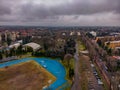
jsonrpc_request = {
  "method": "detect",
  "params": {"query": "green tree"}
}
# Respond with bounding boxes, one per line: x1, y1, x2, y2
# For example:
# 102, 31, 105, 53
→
43, 42, 49, 50
0, 52, 3, 60
108, 48, 112, 55
16, 44, 23, 55
97, 39, 102, 46
69, 68, 74, 79
7, 38, 12, 46
64, 54, 72, 67
9, 47, 16, 56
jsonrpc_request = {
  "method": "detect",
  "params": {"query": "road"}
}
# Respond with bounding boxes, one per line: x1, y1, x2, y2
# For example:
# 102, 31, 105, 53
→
71, 44, 81, 90
71, 43, 104, 90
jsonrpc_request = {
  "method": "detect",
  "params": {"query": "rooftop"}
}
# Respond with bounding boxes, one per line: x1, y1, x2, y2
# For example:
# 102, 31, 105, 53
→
24, 42, 41, 50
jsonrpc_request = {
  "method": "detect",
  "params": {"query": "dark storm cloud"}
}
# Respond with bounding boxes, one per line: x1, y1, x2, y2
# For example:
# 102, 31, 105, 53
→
0, 3, 11, 15
19, 0, 120, 21
0, 0, 120, 25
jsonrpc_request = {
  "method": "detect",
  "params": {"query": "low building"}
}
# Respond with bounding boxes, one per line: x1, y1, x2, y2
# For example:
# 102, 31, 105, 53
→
70, 31, 74, 36
77, 32, 81, 36
9, 43, 20, 49
90, 31, 97, 37
24, 42, 41, 51
95, 36, 115, 42
105, 40, 120, 49
17, 40, 23, 44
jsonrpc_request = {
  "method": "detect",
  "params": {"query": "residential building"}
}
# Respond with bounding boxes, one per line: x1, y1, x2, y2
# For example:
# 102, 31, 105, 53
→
105, 40, 120, 49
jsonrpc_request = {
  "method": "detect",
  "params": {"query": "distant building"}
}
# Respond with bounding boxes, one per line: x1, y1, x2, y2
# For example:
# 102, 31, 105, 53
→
77, 32, 81, 36
17, 40, 23, 44
95, 36, 115, 42
11, 32, 16, 41
90, 31, 97, 37
105, 40, 120, 49
62, 32, 66, 36
70, 31, 74, 36
24, 42, 41, 51
9, 43, 21, 49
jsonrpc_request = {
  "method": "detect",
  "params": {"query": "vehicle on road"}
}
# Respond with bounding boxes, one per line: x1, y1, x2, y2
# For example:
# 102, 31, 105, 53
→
97, 79, 103, 85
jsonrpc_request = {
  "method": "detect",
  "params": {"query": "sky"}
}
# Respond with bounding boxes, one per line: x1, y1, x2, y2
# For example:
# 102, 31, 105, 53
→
0, 0, 120, 26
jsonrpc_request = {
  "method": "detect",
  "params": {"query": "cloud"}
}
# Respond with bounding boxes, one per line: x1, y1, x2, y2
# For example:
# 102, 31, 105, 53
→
0, 0, 120, 26
0, 2, 11, 15
21, 0, 120, 15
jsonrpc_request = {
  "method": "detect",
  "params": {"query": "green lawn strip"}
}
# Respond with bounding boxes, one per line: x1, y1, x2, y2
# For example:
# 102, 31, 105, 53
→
77, 41, 86, 51
79, 57, 89, 90
77, 40, 88, 90
59, 58, 75, 88
18, 52, 32, 58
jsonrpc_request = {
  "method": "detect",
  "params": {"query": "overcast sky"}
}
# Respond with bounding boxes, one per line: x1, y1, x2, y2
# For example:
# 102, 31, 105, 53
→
0, 0, 120, 26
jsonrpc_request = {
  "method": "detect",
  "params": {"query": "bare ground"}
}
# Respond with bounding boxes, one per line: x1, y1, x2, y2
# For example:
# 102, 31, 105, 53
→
0, 60, 56, 90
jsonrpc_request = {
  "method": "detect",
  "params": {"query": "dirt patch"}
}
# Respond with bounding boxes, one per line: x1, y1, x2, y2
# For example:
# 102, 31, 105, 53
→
0, 60, 56, 90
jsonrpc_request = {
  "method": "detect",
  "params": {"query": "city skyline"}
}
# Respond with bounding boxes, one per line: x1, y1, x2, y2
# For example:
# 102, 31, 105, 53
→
0, 0, 120, 26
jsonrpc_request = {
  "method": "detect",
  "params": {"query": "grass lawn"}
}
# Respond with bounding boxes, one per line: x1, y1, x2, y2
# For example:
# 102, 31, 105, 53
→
79, 55, 89, 90
61, 58, 74, 81
18, 52, 32, 59
59, 58, 75, 90
0, 60, 56, 90
77, 41, 86, 51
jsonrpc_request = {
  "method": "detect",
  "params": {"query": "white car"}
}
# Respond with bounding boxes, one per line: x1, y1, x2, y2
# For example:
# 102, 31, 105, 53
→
98, 79, 103, 85
91, 64, 94, 67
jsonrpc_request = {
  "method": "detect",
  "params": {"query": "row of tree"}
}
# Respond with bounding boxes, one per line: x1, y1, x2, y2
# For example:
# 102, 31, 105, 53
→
0, 45, 33, 60
33, 37, 76, 80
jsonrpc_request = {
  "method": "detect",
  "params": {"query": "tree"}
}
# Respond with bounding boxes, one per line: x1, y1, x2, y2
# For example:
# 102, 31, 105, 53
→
9, 47, 16, 56
0, 52, 3, 60
4, 50, 9, 57
64, 54, 73, 67
7, 38, 12, 46
16, 44, 23, 55
22, 36, 31, 44
108, 48, 112, 55
69, 67, 74, 79
26, 46, 33, 52
97, 39, 102, 46
43, 42, 49, 50
64, 38, 76, 55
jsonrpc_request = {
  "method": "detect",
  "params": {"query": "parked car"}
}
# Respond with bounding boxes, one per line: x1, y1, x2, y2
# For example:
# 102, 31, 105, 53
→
97, 79, 103, 85
96, 75, 101, 79
93, 71, 98, 76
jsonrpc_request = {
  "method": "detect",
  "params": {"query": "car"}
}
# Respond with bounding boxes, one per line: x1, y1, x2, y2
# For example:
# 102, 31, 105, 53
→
96, 75, 101, 79
91, 64, 95, 67
93, 71, 98, 76
99, 59, 102, 61
104, 65, 108, 71
97, 79, 103, 85
93, 67, 96, 71
90, 89, 95, 90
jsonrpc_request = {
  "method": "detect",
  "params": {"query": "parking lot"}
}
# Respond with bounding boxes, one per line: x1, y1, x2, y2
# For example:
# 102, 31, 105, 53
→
79, 55, 104, 90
